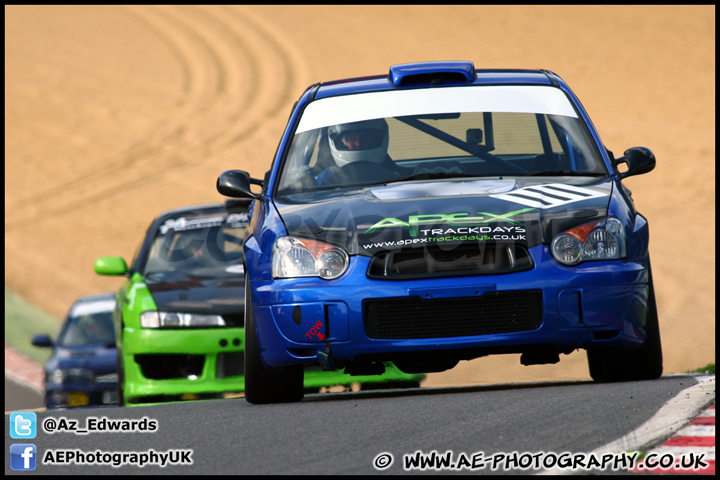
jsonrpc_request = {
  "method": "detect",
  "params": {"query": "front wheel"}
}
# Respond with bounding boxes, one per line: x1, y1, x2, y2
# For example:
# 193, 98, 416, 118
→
116, 349, 126, 407
587, 265, 663, 382
244, 275, 304, 404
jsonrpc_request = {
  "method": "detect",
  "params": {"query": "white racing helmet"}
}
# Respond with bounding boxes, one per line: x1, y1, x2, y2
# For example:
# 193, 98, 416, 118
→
328, 118, 389, 166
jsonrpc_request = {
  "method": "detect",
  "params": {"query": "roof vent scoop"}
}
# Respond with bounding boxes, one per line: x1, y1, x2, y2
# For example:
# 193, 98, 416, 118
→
389, 61, 476, 86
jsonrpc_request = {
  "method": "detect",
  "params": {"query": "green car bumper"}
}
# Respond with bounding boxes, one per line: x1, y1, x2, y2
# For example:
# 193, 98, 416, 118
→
121, 326, 423, 405
121, 326, 246, 405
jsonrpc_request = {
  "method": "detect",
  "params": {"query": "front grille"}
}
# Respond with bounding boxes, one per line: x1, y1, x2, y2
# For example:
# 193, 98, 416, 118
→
217, 352, 244, 378
135, 354, 205, 380
221, 314, 245, 328
367, 243, 533, 279
364, 290, 543, 339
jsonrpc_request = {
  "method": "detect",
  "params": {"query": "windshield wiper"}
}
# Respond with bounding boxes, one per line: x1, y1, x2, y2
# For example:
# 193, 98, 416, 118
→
384, 172, 482, 184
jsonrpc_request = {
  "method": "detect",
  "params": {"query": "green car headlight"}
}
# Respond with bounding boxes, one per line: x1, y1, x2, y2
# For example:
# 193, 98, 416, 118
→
140, 311, 226, 328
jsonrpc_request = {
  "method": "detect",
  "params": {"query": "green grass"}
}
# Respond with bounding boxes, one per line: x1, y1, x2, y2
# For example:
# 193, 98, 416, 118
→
687, 363, 715, 374
4, 287, 62, 364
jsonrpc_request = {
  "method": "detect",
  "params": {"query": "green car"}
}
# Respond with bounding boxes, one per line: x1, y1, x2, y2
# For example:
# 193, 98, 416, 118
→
95, 200, 423, 406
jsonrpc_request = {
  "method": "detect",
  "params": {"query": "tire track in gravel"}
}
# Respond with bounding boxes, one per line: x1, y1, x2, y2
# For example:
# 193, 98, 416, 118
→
5, 5, 307, 229
5, 5, 199, 221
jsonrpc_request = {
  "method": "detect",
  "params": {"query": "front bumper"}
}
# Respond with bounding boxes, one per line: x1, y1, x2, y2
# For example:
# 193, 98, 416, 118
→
250, 246, 651, 370
120, 327, 245, 404
44, 383, 118, 408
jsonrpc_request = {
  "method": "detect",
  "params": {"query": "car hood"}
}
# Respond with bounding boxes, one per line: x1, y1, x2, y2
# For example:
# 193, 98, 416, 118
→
145, 270, 245, 315
275, 178, 613, 256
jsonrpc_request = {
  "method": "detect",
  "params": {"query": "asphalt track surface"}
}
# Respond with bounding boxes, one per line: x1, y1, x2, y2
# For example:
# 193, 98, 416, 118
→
5, 377, 43, 413
5, 373, 715, 475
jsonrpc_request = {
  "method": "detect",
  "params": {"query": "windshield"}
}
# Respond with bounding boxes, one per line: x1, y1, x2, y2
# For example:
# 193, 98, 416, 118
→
277, 86, 606, 197
143, 211, 247, 277
58, 302, 116, 347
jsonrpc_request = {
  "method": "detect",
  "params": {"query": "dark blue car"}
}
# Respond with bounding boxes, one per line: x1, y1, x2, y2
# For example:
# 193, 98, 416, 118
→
217, 61, 662, 404
31, 293, 118, 408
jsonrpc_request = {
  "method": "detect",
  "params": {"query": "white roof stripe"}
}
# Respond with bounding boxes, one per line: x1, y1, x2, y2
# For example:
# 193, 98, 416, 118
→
297, 85, 577, 133
71, 300, 115, 316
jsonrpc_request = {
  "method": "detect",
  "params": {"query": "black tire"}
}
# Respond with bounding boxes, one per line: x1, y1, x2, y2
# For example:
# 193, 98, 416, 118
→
116, 348, 126, 407
244, 275, 304, 404
587, 264, 663, 382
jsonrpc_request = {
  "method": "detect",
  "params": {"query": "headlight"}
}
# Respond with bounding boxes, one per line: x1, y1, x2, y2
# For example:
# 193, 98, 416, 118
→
140, 311, 226, 328
551, 217, 626, 266
95, 373, 118, 383
272, 236, 349, 280
47, 368, 95, 385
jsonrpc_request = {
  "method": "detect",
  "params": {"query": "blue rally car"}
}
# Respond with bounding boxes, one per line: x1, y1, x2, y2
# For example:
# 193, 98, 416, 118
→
31, 293, 118, 409
217, 61, 662, 404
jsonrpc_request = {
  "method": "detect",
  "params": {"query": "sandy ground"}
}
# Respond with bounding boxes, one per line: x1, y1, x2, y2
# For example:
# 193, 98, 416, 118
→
5, 5, 715, 387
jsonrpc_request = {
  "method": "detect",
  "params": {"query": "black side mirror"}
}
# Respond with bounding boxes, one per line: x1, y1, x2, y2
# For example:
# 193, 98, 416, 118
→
217, 170, 263, 199
615, 147, 656, 179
